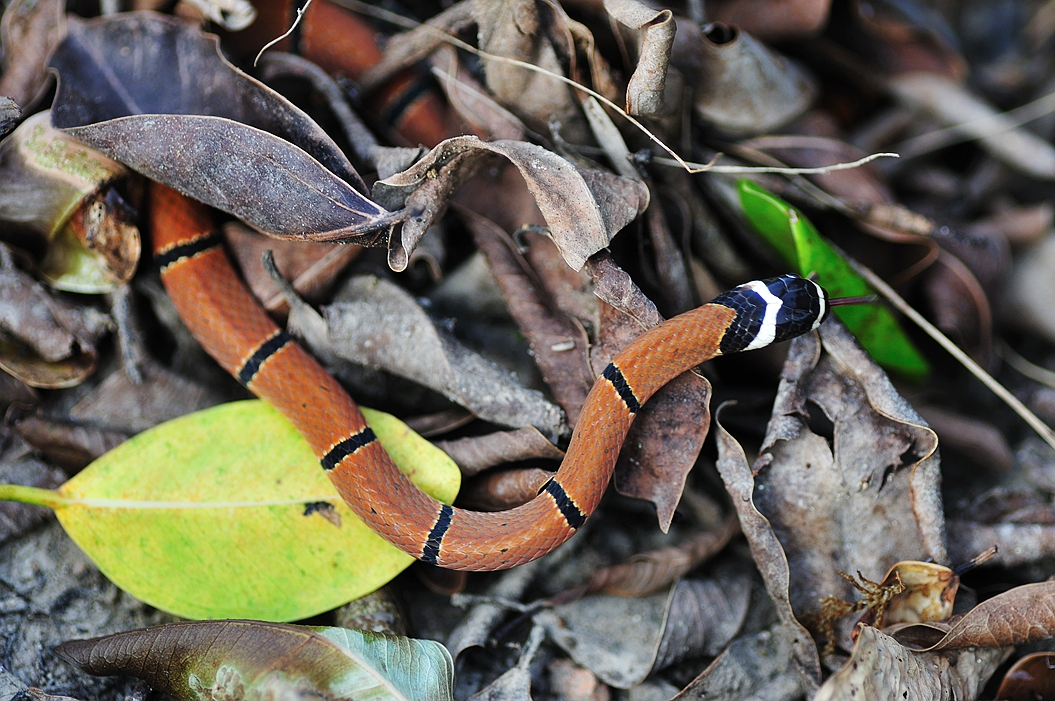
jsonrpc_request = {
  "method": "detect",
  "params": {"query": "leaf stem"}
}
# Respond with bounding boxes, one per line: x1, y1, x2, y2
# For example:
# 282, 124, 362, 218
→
0, 484, 68, 510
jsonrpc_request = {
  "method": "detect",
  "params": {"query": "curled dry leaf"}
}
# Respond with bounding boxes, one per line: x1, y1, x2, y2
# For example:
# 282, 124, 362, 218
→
749, 318, 944, 646
434, 427, 564, 477
0, 0, 65, 109
604, 0, 675, 117
55, 621, 454, 701
713, 409, 822, 693
430, 46, 527, 142
814, 625, 1008, 701
0, 111, 139, 293
6, 410, 128, 472
373, 136, 648, 271
539, 569, 751, 688
673, 22, 817, 136
49, 13, 401, 244
708, 0, 831, 42
325, 275, 567, 441
862, 561, 958, 628
0, 244, 110, 388
900, 581, 1055, 652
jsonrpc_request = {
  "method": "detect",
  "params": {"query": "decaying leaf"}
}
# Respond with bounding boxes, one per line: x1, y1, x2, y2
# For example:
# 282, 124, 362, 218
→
745, 317, 944, 649
0, 243, 110, 387
372, 135, 648, 271
49, 13, 403, 245
56, 620, 454, 701
324, 275, 567, 442
713, 410, 822, 694
457, 466, 554, 511
604, 0, 675, 117
538, 567, 751, 688
813, 625, 1008, 701
0, 111, 137, 291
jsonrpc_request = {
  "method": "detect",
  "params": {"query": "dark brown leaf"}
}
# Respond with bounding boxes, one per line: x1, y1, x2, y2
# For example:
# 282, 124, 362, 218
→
457, 467, 555, 511
995, 652, 1055, 701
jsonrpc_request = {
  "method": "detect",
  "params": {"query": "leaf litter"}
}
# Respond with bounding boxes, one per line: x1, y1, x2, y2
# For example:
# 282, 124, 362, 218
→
6, 0, 1055, 699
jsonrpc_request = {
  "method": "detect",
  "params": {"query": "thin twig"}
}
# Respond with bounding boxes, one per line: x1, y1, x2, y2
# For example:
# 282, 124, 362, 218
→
254, 0, 313, 66
849, 259, 1055, 452
654, 151, 900, 175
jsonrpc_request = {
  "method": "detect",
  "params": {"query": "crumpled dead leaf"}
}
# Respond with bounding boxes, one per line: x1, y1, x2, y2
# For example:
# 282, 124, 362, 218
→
673, 624, 802, 701
0, 244, 110, 387
539, 567, 751, 688
603, 0, 675, 117
324, 275, 567, 441
372, 135, 648, 272
49, 13, 403, 245
751, 318, 945, 637
814, 625, 1008, 701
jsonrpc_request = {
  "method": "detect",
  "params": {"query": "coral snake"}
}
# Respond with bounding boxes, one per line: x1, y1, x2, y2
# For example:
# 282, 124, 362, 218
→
150, 183, 831, 571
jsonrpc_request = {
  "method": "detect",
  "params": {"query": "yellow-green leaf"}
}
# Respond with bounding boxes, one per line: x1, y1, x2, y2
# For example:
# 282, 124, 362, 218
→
738, 180, 930, 380
0, 400, 460, 621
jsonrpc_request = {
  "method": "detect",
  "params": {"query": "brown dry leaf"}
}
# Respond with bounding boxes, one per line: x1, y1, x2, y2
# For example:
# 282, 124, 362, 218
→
429, 46, 527, 142
672, 624, 802, 701
223, 221, 360, 316
593, 296, 711, 532
0, 0, 66, 109
5, 410, 127, 471
1004, 231, 1055, 345
713, 410, 822, 694
603, 0, 675, 117
373, 136, 648, 271
672, 22, 817, 136
68, 359, 219, 435
964, 202, 1053, 246
813, 625, 1008, 701
457, 467, 555, 511
750, 319, 945, 645
577, 515, 739, 598
707, 0, 831, 42
538, 567, 751, 688
995, 652, 1055, 701
473, 0, 584, 139
458, 206, 594, 426
324, 275, 567, 441
906, 581, 1055, 651
434, 427, 564, 477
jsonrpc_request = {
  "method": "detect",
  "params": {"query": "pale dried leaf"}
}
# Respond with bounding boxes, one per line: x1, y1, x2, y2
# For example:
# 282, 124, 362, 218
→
814, 625, 1008, 701
673, 625, 802, 701
325, 275, 567, 441
603, 0, 674, 117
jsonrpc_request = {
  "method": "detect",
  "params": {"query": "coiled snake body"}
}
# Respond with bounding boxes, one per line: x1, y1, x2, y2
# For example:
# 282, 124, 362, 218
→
151, 184, 830, 571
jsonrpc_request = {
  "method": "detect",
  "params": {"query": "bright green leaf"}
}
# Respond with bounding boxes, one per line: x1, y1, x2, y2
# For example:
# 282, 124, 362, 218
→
0, 400, 460, 621
738, 179, 930, 380
55, 620, 455, 701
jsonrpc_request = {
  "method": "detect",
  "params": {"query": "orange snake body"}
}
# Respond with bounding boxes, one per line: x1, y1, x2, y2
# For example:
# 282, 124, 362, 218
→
151, 184, 829, 571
